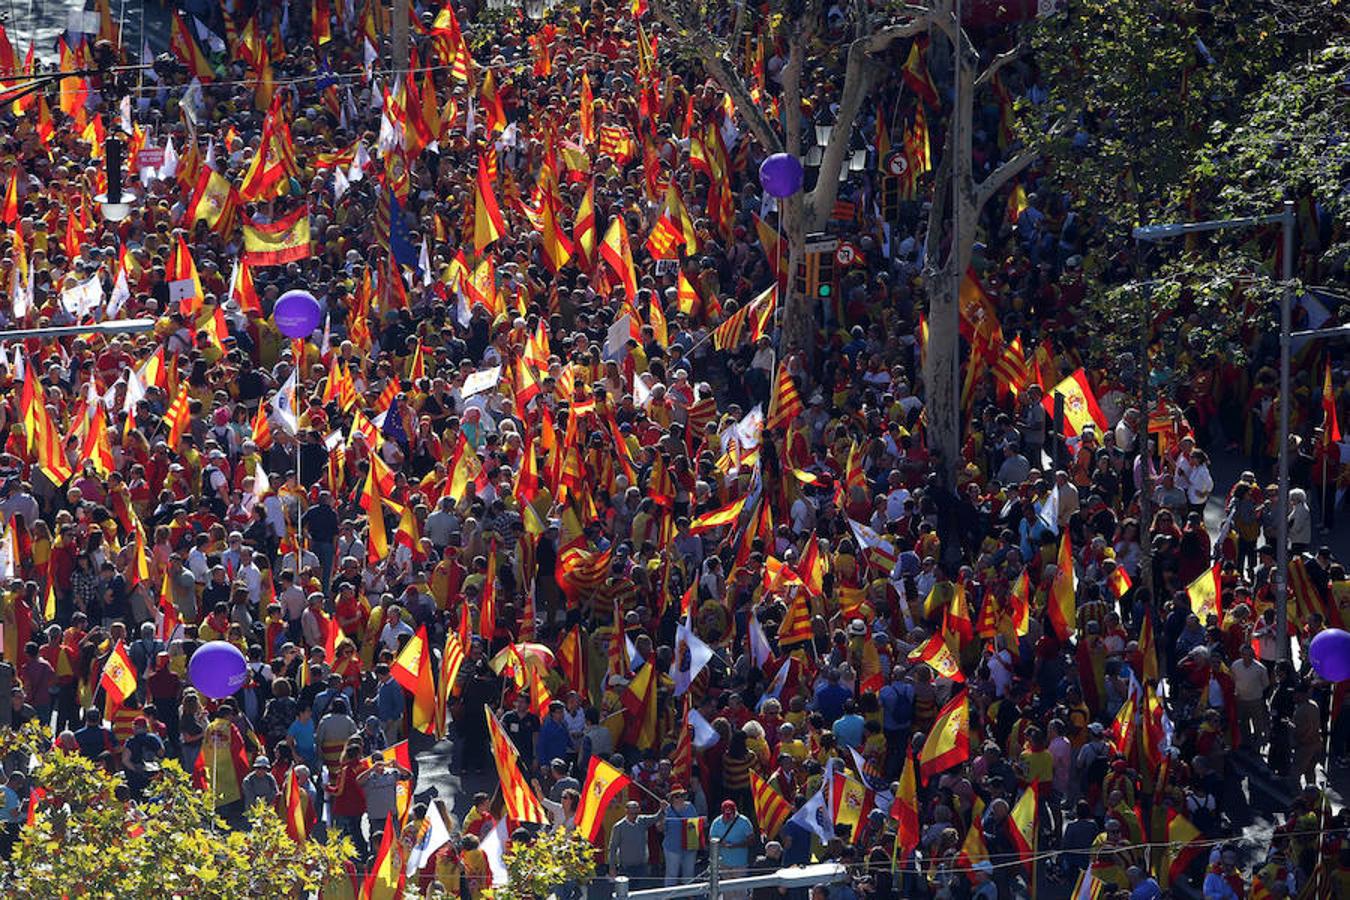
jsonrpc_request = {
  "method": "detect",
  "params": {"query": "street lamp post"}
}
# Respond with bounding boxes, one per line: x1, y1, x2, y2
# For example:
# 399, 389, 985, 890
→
1133, 201, 1297, 660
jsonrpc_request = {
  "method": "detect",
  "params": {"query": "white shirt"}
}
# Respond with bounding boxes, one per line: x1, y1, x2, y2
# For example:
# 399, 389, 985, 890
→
1186, 464, 1213, 505
885, 488, 911, 522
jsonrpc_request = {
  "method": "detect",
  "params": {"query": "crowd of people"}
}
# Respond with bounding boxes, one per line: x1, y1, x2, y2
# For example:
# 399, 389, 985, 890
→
0, 0, 1346, 898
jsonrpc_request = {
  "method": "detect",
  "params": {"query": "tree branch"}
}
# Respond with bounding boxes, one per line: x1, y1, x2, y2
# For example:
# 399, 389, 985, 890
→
803, 17, 934, 230
973, 41, 1026, 89
973, 117, 1069, 208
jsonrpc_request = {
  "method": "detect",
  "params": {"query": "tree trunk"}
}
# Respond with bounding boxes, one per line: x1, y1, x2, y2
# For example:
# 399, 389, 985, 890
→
924, 265, 961, 479
781, 194, 810, 355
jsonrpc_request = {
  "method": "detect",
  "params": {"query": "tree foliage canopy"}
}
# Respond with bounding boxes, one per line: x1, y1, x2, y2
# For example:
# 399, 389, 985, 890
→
0, 723, 352, 900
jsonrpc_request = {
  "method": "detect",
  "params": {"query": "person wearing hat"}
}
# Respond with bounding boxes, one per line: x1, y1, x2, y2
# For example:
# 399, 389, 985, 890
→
242, 754, 279, 809
661, 785, 701, 885
708, 799, 754, 888
122, 714, 165, 798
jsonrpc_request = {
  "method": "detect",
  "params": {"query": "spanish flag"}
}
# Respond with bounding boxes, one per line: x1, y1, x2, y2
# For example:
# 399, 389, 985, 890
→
1043, 368, 1109, 438
620, 661, 658, 749
919, 691, 970, 783
574, 757, 631, 842
1161, 808, 1203, 888
1185, 562, 1221, 623
283, 770, 309, 843
599, 216, 638, 301
242, 206, 312, 267
907, 631, 965, 682
391, 625, 438, 735
361, 813, 405, 899
688, 496, 746, 534
170, 11, 213, 82
185, 168, 238, 236
1006, 784, 1037, 875
1322, 359, 1341, 445
1048, 531, 1077, 641
891, 750, 920, 866
99, 639, 137, 717
474, 153, 506, 254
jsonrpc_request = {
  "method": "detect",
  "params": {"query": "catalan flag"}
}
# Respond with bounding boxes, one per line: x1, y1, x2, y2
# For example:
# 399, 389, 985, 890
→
750, 770, 792, 839
764, 360, 803, 433
485, 708, 548, 825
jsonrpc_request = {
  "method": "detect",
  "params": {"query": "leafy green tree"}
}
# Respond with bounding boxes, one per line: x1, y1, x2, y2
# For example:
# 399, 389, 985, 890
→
491, 827, 597, 900
0, 724, 352, 900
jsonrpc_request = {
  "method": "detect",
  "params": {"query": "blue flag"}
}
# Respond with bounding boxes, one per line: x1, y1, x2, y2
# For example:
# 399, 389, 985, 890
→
388, 190, 422, 273
381, 395, 409, 449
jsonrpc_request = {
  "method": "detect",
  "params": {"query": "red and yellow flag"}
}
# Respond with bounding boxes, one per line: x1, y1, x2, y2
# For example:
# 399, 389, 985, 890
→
1185, 562, 1221, 623
485, 708, 549, 824
599, 216, 638, 301
574, 756, 631, 842
1043, 368, 1109, 438
918, 691, 969, 782
1048, 531, 1077, 640
474, 153, 506, 254
99, 639, 137, 717
391, 625, 438, 735
241, 206, 312, 267
750, 770, 792, 839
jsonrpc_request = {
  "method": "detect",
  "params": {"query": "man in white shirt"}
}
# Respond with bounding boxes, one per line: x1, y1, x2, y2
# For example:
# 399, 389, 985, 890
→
379, 607, 415, 654
884, 471, 911, 522
1230, 644, 1270, 750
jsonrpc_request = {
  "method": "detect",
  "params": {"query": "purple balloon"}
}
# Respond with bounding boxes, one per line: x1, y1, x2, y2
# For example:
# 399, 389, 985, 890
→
189, 641, 249, 699
1309, 628, 1350, 683
273, 290, 323, 339
759, 153, 804, 198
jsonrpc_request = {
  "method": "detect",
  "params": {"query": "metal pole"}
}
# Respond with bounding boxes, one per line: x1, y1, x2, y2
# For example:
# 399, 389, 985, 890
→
391, 0, 410, 80
708, 837, 721, 900
615, 875, 630, 900
0, 319, 156, 341
1275, 198, 1295, 661
1137, 262, 1153, 599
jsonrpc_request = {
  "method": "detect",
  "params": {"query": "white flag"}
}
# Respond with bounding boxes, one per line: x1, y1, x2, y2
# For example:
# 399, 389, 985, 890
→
1037, 485, 1060, 535
122, 366, 145, 414
404, 801, 453, 876
481, 818, 509, 886
334, 166, 351, 202
687, 709, 720, 749
159, 136, 179, 181
671, 611, 714, 696
788, 786, 834, 844
61, 274, 104, 318
271, 369, 299, 435
757, 657, 791, 712
749, 611, 773, 668
107, 264, 130, 318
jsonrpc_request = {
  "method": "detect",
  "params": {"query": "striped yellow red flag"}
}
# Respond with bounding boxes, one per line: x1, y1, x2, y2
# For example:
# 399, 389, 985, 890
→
99, 639, 137, 717
918, 691, 969, 783
436, 630, 466, 737
573, 756, 631, 842
891, 750, 919, 865
391, 625, 438, 735
1006, 784, 1037, 874
687, 496, 746, 534
283, 770, 309, 843
750, 770, 792, 839
360, 812, 404, 899
485, 708, 549, 824
907, 631, 965, 682
599, 216, 638, 300
764, 360, 803, 433
1048, 531, 1077, 640
473, 153, 506, 254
